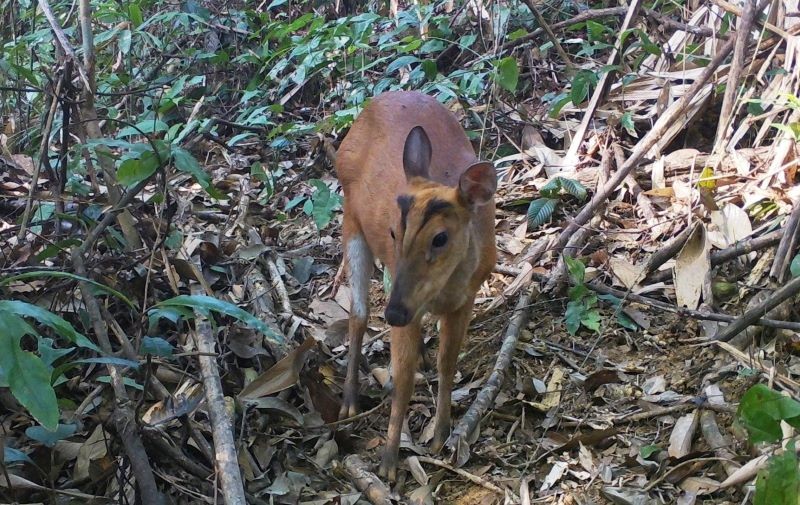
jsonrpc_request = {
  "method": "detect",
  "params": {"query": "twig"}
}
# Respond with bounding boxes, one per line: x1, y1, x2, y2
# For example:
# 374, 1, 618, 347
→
615, 403, 696, 423
538, 35, 738, 269
190, 285, 247, 505
588, 281, 800, 331
769, 201, 800, 283
713, 0, 757, 150
640, 224, 695, 277
263, 253, 312, 339
446, 286, 536, 455
71, 251, 166, 505
564, 0, 644, 161
712, 275, 800, 342
521, 0, 574, 70
36, 0, 92, 90
647, 228, 783, 283
417, 456, 511, 497
340, 455, 393, 505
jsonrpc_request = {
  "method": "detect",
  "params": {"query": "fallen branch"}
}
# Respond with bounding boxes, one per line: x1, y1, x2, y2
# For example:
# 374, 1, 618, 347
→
521, 0, 574, 70
72, 252, 166, 505
647, 228, 783, 283
713, 275, 800, 342
446, 285, 536, 457
190, 284, 247, 505
340, 455, 393, 505
536, 35, 738, 272
769, 200, 800, 283
699, 410, 741, 478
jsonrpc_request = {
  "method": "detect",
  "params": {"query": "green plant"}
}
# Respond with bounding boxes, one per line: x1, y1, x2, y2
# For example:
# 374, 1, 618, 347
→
527, 176, 587, 228
738, 384, 800, 504
563, 256, 638, 335
791, 254, 800, 278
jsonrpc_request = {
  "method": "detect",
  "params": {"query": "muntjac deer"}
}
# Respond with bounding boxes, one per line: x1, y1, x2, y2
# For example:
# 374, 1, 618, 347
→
335, 91, 497, 480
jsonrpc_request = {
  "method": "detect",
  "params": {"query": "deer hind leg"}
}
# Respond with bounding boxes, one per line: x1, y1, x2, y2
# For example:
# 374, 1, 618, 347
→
431, 300, 472, 453
339, 227, 374, 420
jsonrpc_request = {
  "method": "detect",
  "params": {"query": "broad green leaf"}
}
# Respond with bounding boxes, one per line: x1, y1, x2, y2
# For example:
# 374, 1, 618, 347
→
580, 308, 602, 332
526, 198, 557, 228
564, 256, 586, 285
74, 357, 140, 369
0, 340, 59, 430
118, 156, 156, 186
38, 337, 75, 368
617, 312, 640, 331
3, 446, 33, 464
639, 445, 661, 459
96, 376, 144, 390
386, 55, 420, 74
790, 254, 800, 278
621, 112, 636, 136
754, 440, 800, 505
171, 147, 226, 199
558, 178, 587, 200
128, 4, 143, 26
119, 29, 132, 54
495, 56, 519, 93
540, 177, 564, 198
508, 28, 528, 41
738, 384, 800, 443
421, 59, 438, 81
154, 295, 284, 346
564, 300, 584, 335
0, 272, 135, 310
117, 119, 169, 138
570, 70, 597, 106
25, 423, 77, 448
307, 179, 342, 230
0, 300, 99, 352
141, 336, 174, 357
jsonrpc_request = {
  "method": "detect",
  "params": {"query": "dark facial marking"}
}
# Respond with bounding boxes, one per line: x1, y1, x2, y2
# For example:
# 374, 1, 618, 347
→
421, 198, 454, 229
397, 195, 414, 231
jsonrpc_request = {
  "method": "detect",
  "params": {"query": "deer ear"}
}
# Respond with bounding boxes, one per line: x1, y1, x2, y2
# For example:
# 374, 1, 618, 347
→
458, 162, 496, 207
403, 126, 432, 181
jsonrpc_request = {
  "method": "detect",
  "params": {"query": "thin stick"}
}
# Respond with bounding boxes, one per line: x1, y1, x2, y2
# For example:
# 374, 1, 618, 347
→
769, 201, 800, 283
417, 456, 510, 496
521, 0, 574, 70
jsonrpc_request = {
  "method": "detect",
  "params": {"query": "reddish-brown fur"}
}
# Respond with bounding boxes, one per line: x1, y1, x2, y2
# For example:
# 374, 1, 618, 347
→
335, 91, 497, 480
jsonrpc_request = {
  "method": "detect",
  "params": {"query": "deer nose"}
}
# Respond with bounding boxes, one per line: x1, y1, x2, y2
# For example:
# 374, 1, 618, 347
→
385, 303, 411, 327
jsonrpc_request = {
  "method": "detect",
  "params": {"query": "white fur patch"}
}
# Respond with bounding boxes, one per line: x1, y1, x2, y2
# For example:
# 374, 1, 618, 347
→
347, 234, 372, 319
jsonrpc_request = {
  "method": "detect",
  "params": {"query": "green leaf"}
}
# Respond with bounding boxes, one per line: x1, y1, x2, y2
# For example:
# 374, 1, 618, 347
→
172, 147, 226, 199
421, 59, 438, 80
141, 336, 174, 357
564, 256, 586, 285
0, 300, 99, 352
154, 295, 284, 346
790, 254, 800, 278
738, 384, 800, 443
558, 177, 587, 200
508, 28, 528, 41
754, 440, 800, 505
3, 446, 33, 464
119, 29, 132, 54
117, 119, 169, 138
0, 335, 59, 429
564, 300, 584, 335
128, 4, 143, 26
118, 156, 156, 186
616, 312, 640, 331
386, 55, 420, 74
570, 70, 597, 106
771, 122, 800, 141
621, 111, 636, 136
25, 423, 77, 448
0, 272, 135, 310
495, 56, 519, 93
639, 445, 661, 459
526, 198, 557, 228
580, 308, 602, 332
307, 179, 342, 230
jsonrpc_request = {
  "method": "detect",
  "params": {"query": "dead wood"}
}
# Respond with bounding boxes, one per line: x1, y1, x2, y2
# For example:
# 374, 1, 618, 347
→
340, 455, 393, 505
72, 251, 166, 505
699, 410, 740, 478
713, 275, 800, 343
647, 229, 783, 284
769, 200, 800, 283
191, 284, 248, 505
446, 285, 537, 459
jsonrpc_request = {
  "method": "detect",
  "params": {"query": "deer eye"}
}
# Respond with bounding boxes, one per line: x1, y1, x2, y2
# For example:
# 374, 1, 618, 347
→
390, 229, 396, 240
432, 232, 448, 248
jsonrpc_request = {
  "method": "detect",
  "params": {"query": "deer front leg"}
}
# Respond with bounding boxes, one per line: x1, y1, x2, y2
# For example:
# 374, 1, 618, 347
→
379, 323, 421, 481
431, 300, 472, 453
339, 231, 373, 419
